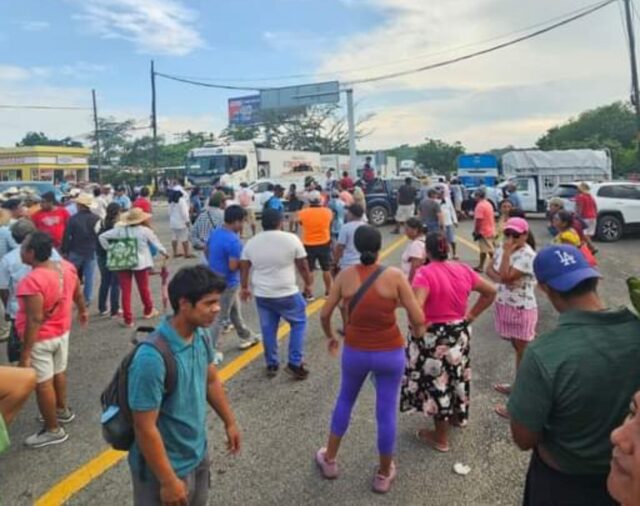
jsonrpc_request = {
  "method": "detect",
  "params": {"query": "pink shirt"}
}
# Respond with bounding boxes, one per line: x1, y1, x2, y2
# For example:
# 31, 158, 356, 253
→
412, 261, 479, 323
16, 260, 78, 341
474, 199, 496, 238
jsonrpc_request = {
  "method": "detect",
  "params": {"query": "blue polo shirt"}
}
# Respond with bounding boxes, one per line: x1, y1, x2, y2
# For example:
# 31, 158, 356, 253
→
127, 317, 214, 478
207, 227, 242, 288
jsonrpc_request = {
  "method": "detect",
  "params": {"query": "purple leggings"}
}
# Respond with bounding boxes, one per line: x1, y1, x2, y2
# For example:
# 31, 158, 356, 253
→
330, 345, 405, 455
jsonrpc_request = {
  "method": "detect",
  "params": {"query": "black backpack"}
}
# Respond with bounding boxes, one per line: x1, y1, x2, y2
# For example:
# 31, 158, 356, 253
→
100, 329, 178, 451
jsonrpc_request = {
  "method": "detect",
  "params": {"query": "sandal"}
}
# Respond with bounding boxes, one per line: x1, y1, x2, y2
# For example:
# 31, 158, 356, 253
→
473, 266, 484, 273
416, 429, 450, 453
494, 404, 510, 419
493, 383, 512, 396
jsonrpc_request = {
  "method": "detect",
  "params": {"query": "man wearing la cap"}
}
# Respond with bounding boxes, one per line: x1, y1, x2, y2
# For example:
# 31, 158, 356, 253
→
62, 193, 101, 307
297, 190, 334, 300
507, 245, 640, 505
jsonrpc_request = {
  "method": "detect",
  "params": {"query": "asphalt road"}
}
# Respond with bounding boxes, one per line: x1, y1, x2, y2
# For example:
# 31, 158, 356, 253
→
1, 208, 639, 506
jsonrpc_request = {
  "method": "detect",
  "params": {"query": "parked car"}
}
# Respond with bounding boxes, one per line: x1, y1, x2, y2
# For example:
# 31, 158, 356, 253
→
547, 181, 640, 242
364, 177, 422, 227
0, 181, 63, 202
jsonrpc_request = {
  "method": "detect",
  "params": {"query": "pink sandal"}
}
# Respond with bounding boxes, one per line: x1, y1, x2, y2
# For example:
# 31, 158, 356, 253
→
315, 448, 339, 479
372, 462, 397, 494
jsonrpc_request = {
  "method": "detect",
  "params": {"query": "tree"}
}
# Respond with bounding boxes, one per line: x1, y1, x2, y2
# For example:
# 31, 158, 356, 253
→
17, 131, 83, 147
536, 102, 638, 176
414, 138, 465, 174
87, 117, 136, 165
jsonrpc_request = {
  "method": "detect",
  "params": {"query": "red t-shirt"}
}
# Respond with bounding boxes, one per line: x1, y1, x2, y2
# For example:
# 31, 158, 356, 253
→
575, 193, 597, 219
132, 197, 152, 214
32, 207, 69, 249
340, 176, 354, 191
16, 260, 78, 341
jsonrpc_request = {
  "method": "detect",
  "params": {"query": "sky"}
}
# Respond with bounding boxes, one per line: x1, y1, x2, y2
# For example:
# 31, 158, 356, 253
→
0, 0, 635, 152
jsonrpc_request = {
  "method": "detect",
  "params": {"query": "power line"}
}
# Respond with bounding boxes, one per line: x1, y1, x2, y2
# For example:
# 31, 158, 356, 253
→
345, 0, 617, 85
154, 72, 273, 91
162, 0, 615, 84
0, 104, 90, 110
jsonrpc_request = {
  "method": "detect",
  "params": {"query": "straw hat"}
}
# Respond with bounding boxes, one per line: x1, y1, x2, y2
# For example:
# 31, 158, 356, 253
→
74, 193, 95, 208
3, 187, 19, 196
68, 188, 81, 198
119, 207, 151, 226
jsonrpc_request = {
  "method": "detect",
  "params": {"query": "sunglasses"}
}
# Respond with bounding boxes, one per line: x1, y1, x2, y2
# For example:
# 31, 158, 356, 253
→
504, 230, 522, 239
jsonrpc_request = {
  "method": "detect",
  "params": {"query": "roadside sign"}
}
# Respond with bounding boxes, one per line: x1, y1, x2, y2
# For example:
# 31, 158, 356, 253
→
228, 95, 261, 126
260, 81, 340, 111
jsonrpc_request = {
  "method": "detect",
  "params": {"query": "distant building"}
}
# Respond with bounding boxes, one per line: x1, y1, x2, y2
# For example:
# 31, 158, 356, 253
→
0, 146, 90, 182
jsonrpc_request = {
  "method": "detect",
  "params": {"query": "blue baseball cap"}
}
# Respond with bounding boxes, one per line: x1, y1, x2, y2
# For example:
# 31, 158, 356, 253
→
533, 245, 601, 292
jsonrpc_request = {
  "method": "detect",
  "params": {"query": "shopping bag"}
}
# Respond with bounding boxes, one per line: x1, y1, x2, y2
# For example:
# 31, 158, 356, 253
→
107, 227, 139, 271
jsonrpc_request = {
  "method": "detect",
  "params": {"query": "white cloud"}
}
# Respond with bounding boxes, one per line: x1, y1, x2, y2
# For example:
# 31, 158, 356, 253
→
73, 0, 204, 56
60, 62, 108, 77
19, 20, 50, 32
0, 65, 33, 81
316, 0, 630, 150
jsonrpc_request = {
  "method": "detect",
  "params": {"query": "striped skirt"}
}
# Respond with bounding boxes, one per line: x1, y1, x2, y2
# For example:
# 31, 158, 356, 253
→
494, 302, 538, 342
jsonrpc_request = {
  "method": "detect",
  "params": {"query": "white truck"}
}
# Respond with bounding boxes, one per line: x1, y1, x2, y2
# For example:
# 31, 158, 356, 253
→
497, 149, 612, 213
186, 141, 322, 192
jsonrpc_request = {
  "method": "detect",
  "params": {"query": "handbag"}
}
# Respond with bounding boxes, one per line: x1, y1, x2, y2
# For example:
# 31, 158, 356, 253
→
7, 320, 20, 363
107, 226, 139, 271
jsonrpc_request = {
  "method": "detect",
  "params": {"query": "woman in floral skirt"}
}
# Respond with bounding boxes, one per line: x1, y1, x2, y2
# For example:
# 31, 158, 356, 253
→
400, 232, 496, 452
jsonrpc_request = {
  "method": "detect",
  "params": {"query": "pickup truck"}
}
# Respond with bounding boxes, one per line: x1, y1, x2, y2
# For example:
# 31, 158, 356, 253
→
364, 177, 422, 226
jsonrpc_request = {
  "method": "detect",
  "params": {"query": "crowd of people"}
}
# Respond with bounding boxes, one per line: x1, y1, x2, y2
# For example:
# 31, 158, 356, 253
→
0, 175, 639, 506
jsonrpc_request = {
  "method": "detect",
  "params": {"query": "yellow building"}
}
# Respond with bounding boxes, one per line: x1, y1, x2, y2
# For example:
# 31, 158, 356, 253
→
0, 146, 91, 183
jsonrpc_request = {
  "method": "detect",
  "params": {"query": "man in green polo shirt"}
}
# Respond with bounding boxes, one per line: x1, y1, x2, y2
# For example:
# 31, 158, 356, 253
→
508, 244, 640, 505
128, 266, 241, 505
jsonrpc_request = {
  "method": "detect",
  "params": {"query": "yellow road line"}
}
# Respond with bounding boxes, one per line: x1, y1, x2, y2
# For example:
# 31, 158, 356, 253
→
35, 235, 407, 506
457, 235, 480, 253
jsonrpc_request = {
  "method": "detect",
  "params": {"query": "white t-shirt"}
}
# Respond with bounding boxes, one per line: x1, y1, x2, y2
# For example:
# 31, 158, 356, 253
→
241, 230, 307, 298
441, 198, 458, 227
401, 239, 426, 277
237, 187, 254, 208
493, 244, 538, 309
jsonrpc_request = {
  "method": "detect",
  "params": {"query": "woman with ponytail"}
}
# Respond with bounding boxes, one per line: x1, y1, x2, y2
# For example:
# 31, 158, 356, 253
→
400, 231, 496, 453
317, 225, 425, 494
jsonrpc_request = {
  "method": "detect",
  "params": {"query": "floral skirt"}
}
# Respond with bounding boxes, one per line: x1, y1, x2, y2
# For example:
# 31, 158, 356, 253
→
400, 321, 471, 422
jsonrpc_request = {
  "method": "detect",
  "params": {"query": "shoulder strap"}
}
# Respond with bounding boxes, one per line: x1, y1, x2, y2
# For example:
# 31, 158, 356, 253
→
144, 332, 178, 397
348, 266, 387, 316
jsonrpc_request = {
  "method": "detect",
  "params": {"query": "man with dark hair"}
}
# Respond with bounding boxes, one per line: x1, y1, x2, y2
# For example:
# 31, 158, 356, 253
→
473, 188, 496, 273
240, 209, 313, 379
17, 231, 88, 448
419, 188, 443, 233
127, 265, 241, 505
507, 245, 640, 505
31, 192, 70, 250
393, 177, 417, 234
114, 186, 131, 211
207, 206, 259, 357
362, 156, 376, 185
62, 193, 100, 307
132, 186, 152, 214
339, 171, 355, 192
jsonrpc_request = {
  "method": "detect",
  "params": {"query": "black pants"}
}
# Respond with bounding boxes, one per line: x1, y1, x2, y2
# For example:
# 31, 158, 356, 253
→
523, 451, 618, 506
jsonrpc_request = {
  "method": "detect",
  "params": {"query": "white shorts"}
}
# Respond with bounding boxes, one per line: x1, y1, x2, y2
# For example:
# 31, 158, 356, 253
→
31, 332, 70, 383
583, 218, 596, 237
395, 204, 415, 223
171, 228, 189, 242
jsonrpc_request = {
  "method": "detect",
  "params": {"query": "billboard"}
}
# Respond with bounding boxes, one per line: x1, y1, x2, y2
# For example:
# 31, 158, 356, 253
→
260, 81, 340, 111
228, 95, 261, 126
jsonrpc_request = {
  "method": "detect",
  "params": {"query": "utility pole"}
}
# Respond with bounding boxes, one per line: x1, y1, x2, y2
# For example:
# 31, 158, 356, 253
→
624, 0, 640, 147
91, 89, 101, 184
150, 60, 158, 170
346, 88, 357, 177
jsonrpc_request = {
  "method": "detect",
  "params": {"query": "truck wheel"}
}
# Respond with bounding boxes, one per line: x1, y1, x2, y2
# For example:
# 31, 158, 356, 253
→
596, 214, 623, 242
368, 206, 389, 227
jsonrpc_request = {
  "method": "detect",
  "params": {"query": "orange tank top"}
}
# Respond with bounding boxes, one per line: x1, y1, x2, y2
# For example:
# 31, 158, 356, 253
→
344, 265, 404, 351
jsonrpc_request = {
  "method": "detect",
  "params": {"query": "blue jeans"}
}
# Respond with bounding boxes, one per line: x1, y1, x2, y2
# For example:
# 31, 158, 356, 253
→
255, 293, 307, 367
68, 252, 97, 306
97, 255, 120, 315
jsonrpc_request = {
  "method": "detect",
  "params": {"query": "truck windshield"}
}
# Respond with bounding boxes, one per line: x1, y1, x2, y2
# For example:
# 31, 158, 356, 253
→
186, 155, 248, 177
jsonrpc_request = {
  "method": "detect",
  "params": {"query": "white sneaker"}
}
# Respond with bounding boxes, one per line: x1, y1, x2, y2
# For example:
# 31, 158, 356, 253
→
213, 351, 224, 365
25, 427, 69, 449
238, 336, 261, 350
